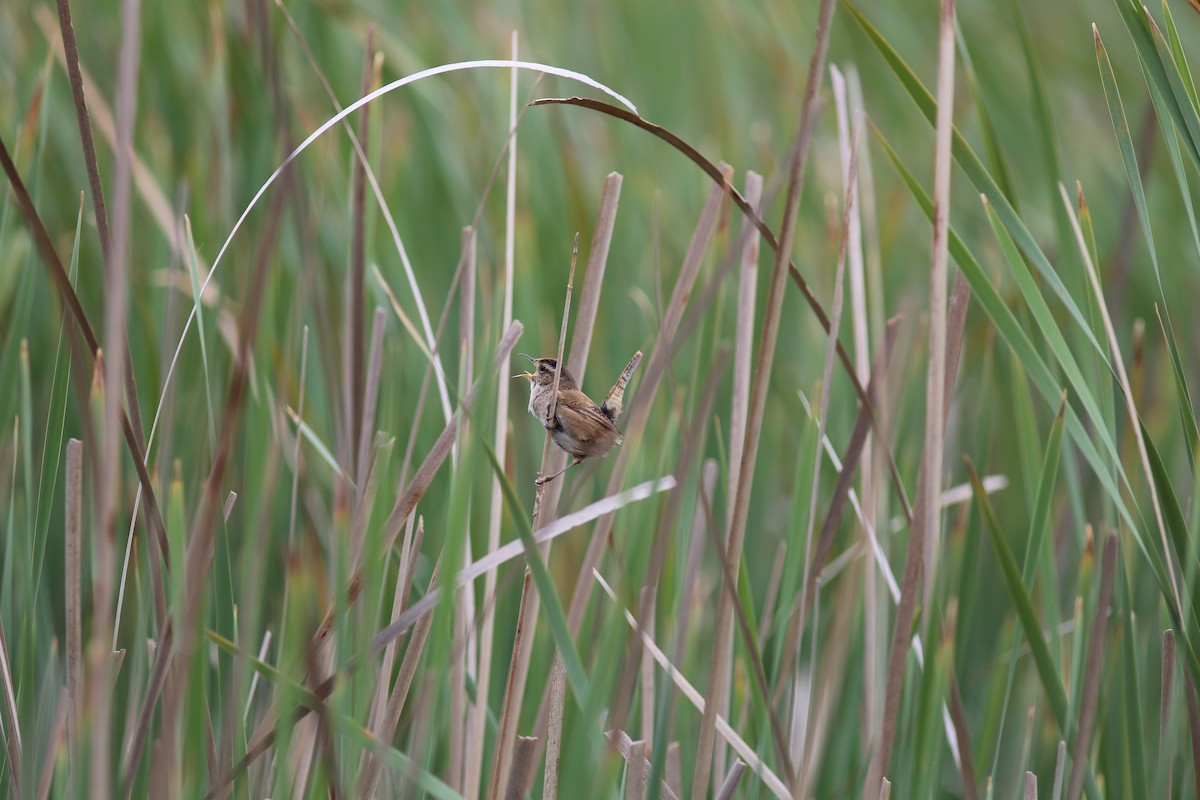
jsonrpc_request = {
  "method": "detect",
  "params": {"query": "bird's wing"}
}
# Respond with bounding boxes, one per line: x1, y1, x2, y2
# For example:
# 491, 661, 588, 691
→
555, 392, 618, 443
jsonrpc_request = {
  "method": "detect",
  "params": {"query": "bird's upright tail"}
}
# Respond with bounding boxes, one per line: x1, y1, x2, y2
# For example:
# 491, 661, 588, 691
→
600, 350, 643, 422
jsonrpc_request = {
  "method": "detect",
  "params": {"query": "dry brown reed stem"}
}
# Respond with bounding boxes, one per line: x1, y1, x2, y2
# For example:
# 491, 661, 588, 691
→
792, 120, 859, 785
54, 0, 110, 259
715, 761, 747, 800
873, 0, 958, 778
605, 731, 680, 800
486, 569, 535, 800
665, 743, 682, 796
448, 227, 477, 793
503, 737, 539, 800
1160, 629, 1177, 795
91, 0, 142, 791
488, 235, 578, 800
1067, 534, 1117, 800
469, 33, 521, 800
65, 438, 82, 773
796, 74, 857, 665
874, 271, 970, 789
831, 67, 870, 383
203, 688, 219, 792
358, 561, 443, 799
1052, 742, 1066, 800
691, 1, 836, 792
729, 173, 763, 509
1185, 675, 1200, 797
542, 653, 568, 800
624, 740, 648, 800
638, 606, 655, 765
1026, 772, 1039, 800
918, 0, 957, 624
840, 64, 886, 751
949, 674, 980, 800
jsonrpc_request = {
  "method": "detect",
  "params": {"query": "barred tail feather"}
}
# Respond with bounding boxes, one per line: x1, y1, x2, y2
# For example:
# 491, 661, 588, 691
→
600, 350, 643, 422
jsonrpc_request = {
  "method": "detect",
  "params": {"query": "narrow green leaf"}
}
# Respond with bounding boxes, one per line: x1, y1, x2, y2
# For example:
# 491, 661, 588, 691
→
1116, 545, 1149, 798
31, 197, 82, 603
1144, 11, 1200, 166
979, 197, 1129, 518
1095, 27, 1164, 294
1028, 398, 1067, 589
1110, 0, 1200, 169
286, 407, 354, 487
966, 460, 1102, 800
1140, 423, 1200, 686
1094, 29, 1198, 471
1011, 0, 1089, 329
1161, 0, 1198, 111
989, 396, 1066, 780
953, 18, 1018, 209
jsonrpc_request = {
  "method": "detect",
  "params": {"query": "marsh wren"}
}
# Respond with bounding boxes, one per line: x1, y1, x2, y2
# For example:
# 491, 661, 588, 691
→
514, 350, 644, 485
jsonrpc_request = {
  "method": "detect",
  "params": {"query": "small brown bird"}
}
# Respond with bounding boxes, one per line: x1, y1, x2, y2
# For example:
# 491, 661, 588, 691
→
514, 350, 643, 485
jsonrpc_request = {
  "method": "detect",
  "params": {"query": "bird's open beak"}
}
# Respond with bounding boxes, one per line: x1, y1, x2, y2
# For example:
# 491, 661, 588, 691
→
513, 353, 537, 379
